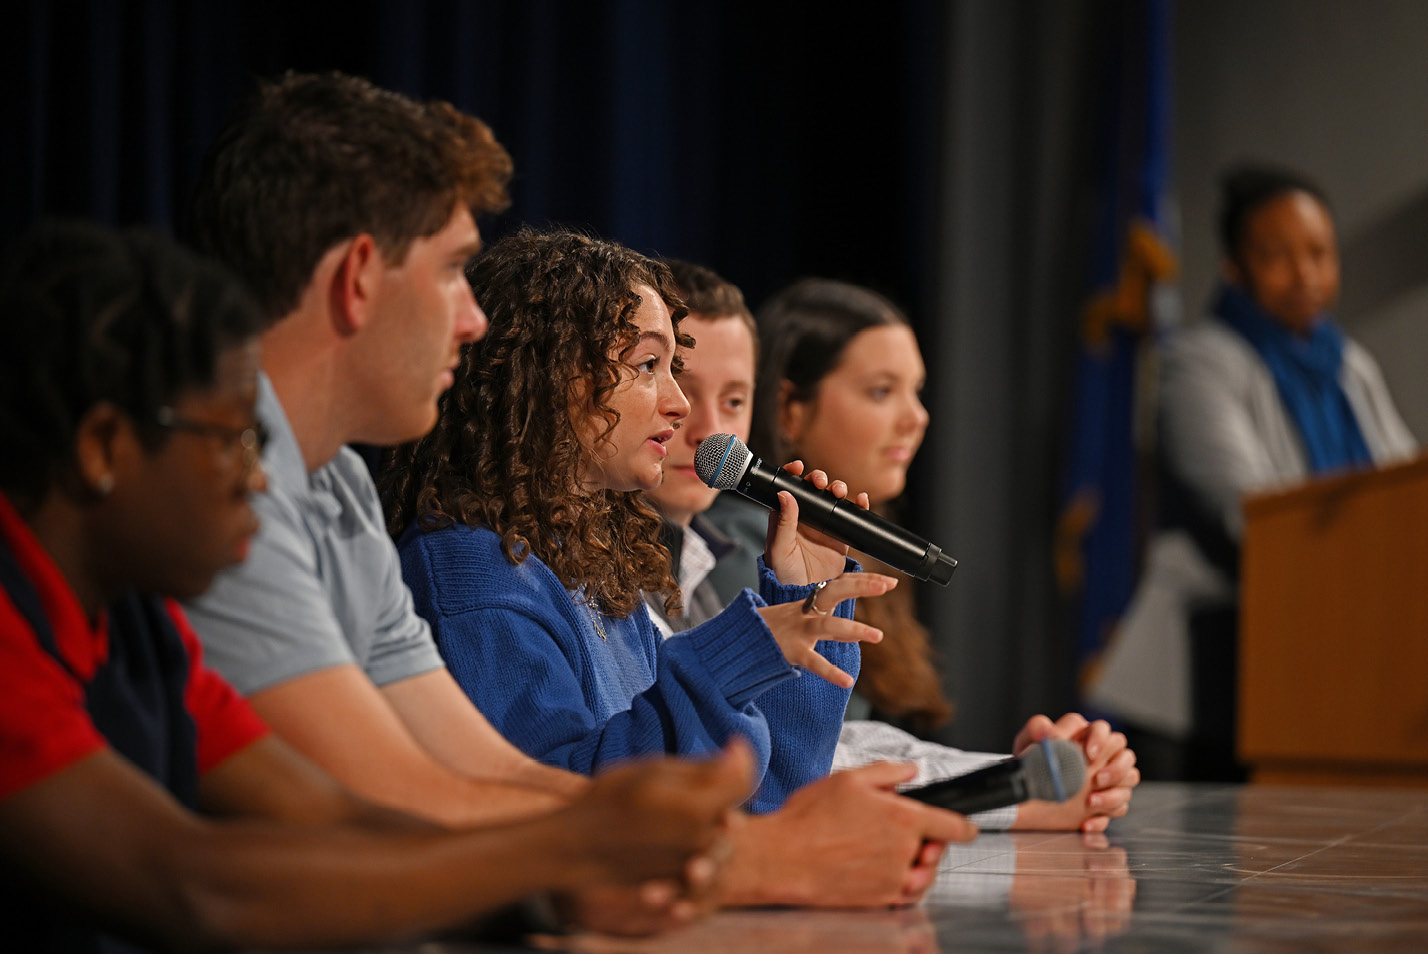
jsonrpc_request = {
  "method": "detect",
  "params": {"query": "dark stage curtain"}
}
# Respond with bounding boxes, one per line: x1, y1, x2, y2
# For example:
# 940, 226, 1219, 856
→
2, 0, 946, 316
4, 0, 1147, 752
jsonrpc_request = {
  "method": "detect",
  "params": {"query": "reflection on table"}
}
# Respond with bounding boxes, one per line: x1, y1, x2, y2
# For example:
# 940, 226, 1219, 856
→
269, 782, 1428, 954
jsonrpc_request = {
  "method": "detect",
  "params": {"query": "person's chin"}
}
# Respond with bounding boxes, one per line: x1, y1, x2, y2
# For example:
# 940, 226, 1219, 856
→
394, 404, 441, 444
873, 473, 907, 502
167, 563, 228, 601
1269, 300, 1324, 332
232, 530, 255, 563
690, 486, 720, 514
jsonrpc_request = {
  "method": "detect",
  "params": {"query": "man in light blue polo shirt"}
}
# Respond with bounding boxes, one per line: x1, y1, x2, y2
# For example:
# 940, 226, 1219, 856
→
185, 71, 580, 826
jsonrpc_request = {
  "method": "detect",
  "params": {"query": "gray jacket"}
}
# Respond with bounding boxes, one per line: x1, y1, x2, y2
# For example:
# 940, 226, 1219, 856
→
1088, 317, 1417, 737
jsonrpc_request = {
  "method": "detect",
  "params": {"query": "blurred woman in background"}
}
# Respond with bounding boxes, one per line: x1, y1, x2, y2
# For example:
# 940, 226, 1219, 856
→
1089, 163, 1417, 775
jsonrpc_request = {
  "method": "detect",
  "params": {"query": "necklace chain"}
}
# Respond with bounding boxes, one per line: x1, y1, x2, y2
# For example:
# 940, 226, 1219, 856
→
582, 598, 608, 641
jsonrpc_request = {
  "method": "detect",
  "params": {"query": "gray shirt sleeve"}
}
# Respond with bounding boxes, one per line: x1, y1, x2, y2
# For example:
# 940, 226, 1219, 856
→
185, 447, 443, 694
185, 485, 358, 694
326, 451, 445, 688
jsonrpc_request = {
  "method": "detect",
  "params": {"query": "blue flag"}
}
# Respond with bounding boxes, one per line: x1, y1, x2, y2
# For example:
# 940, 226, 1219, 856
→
1055, 0, 1178, 691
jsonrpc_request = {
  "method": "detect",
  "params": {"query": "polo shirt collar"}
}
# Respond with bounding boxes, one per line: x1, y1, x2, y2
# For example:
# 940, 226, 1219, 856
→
255, 373, 341, 523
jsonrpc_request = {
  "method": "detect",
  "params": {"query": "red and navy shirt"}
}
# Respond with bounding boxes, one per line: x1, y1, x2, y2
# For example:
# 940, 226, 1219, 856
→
0, 493, 267, 802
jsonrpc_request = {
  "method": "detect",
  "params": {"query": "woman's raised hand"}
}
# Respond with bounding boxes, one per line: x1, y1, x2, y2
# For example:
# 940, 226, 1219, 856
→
763, 460, 872, 585
756, 573, 895, 688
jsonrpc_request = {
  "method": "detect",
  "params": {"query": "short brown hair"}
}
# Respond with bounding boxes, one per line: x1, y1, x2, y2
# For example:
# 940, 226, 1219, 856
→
662, 259, 758, 359
190, 71, 512, 326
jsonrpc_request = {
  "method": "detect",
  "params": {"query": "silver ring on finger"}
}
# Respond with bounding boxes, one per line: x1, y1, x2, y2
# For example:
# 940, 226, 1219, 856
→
802, 579, 832, 616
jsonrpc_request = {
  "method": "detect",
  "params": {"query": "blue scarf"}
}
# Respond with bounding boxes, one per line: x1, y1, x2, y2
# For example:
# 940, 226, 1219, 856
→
1214, 284, 1372, 474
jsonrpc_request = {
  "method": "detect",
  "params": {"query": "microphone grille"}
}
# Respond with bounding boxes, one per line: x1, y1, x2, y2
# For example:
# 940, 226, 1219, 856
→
1020, 739, 1086, 803
694, 434, 752, 490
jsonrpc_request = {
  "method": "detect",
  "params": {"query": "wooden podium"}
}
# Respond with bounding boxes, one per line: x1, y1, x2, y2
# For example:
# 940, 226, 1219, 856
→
1239, 454, 1428, 786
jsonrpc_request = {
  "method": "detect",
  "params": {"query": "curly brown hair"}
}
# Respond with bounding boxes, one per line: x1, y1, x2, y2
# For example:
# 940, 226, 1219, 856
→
383, 229, 691, 618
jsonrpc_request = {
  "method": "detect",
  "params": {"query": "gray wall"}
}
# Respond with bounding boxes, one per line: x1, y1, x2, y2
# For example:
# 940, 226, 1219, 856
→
923, 0, 1428, 753
1176, 0, 1428, 440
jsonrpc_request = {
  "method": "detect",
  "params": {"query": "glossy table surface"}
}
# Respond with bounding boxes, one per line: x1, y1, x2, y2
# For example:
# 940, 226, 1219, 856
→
296, 781, 1428, 953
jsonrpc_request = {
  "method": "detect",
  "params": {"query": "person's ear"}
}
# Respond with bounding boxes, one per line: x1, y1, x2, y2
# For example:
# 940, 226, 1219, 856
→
329, 234, 382, 336
73, 402, 132, 500
777, 379, 806, 450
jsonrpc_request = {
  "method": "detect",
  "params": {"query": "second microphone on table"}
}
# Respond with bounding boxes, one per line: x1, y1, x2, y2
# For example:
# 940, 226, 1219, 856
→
693, 433, 958, 585
901, 738, 1087, 815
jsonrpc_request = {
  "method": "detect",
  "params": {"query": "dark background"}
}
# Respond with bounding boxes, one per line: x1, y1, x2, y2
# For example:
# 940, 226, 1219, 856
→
3, 0, 956, 316
14, 1, 1423, 755
0, 0, 1152, 751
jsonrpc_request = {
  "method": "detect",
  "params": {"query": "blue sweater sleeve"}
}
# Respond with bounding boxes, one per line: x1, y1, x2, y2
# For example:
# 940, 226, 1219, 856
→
398, 524, 794, 789
744, 555, 862, 813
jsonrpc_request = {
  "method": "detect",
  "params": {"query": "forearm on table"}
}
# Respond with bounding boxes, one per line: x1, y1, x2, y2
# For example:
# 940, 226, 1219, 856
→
250, 670, 568, 828
157, 811, 593, 949
506, 758, 590, 800
717, 813, 815, 907
1, 750, 590, 952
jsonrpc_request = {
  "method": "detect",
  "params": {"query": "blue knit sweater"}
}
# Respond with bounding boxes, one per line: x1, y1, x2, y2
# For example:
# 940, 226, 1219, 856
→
397, 522, 858, 812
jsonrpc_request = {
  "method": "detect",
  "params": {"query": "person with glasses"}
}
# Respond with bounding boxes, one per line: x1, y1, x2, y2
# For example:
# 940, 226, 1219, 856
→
155, 406, 269, 476
0, 221, 750, 951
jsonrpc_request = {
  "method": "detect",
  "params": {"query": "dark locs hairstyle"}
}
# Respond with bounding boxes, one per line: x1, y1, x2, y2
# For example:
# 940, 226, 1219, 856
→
0, 220, 265, 506
383, 229, 691, 618
189, 70, 512, 326
1217, 162, 1333, 261
750, 277, 909, 465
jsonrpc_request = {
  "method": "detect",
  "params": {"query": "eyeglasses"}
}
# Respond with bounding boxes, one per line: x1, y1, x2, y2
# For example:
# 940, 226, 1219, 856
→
156, 406, 269, 473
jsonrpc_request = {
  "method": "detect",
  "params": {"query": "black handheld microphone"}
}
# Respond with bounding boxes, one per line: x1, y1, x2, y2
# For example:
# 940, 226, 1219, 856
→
901, 739, 1086, 815
693, 434, 958, 586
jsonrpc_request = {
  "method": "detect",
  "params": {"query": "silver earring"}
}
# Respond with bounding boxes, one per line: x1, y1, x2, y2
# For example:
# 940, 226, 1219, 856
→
95, 474, 114, 497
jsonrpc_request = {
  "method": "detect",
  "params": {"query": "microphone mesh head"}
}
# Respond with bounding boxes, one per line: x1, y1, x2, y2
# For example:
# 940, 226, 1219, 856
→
1021, 739, 1086, 803
694, 434, 752, 490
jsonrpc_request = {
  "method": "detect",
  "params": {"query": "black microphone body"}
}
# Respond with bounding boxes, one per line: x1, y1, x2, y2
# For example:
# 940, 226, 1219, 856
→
901, 739, 1086, 815
694, 434, 957, 585
902, 757, 1036, 816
